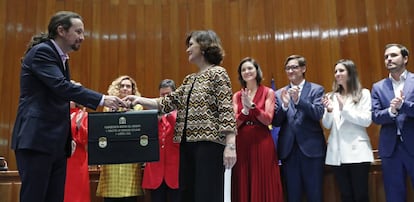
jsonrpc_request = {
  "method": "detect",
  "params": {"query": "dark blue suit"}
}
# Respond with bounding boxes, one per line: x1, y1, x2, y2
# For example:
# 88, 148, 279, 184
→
11, 40, 102, 202
272, 81, 326, 202
371, 71, 414, 202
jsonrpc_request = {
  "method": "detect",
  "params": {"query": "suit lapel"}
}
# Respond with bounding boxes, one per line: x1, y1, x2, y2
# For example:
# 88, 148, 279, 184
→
332, 95, 343, 130
396, 72, 414, 131
45, 40, 69, 80
403, 72, 414, 97
64, 60, 70, 81
292, 81, 311, 120
384, 78, 396, 101
300, 81, 311, 100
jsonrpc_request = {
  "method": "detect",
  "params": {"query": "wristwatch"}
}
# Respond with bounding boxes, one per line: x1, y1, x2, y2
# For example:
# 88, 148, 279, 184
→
250, 103, 256, 109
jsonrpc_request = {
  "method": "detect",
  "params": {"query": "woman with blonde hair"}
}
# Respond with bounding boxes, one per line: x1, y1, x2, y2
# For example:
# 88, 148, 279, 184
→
96, 75, 145, 202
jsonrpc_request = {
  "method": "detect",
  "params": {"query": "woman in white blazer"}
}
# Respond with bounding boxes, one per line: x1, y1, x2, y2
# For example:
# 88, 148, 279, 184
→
322, 59, 374, 202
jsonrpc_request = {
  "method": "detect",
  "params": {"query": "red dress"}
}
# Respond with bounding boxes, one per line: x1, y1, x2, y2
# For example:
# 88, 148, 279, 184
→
231, 85, 284, 202
64, 108, 90, 202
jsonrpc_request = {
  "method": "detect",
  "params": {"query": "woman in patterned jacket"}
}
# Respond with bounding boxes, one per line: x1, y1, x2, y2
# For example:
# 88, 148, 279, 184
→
123, 30, 237, 202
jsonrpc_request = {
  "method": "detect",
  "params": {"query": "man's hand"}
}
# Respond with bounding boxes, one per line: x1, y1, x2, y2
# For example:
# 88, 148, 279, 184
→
288, 86, 300, 103
390, 90, 405, 114
122, 95, 141, 108
280, 88, 290, 108
390, 97, 403, 114
103, 95, 126, 110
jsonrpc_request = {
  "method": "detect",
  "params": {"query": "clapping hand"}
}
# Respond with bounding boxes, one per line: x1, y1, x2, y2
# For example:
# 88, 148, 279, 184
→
322, 95, 333, 112
280, 88, 290, 108
390, 90, 405, 114
288, 86, 300, 103
241, 88, 253, 110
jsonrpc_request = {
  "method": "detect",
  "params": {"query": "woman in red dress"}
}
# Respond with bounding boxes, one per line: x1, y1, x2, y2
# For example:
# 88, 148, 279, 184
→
231, 57, 284, 202
64, 100, 90, 202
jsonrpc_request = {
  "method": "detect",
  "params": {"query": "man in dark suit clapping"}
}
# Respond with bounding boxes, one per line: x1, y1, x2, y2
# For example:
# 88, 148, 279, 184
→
272, 55, 326, 202
371, 43, 414, 202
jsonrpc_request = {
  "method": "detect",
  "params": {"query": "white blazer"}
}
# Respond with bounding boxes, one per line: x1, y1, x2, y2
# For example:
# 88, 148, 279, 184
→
322, 88, 374, 166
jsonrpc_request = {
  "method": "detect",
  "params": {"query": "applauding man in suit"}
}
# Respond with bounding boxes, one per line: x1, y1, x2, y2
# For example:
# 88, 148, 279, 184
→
371, 43, 414, 202
272, 55, 326, 202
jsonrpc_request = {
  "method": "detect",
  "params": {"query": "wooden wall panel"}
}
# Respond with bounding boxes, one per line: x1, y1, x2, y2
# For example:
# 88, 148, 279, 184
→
0, 0, 414, 172
0, 0, 7, 163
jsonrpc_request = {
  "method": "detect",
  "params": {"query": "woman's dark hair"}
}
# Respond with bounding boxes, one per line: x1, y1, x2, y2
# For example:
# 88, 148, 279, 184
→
185, 30, 225, 65
237, 57, 263, 88
159, 79, 176, 91
24, 11, 82, 54
331, 59, 362, 103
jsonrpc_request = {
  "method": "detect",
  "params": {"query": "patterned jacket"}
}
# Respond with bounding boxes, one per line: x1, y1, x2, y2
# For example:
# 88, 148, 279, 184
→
157, 66, 236, 144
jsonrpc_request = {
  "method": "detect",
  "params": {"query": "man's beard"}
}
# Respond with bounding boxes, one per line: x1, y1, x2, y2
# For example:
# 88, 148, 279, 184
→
71, 43, 81, 51
387, 64, 404, 74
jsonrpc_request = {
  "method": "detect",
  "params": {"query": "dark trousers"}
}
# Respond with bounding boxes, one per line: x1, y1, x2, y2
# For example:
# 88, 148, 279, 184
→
179, 140, 225, 202
331, 162, 371, 202
281, 145, 324, 202
150, 181, 181, 202
15, 149, 67, 202
381, 139, 414, 202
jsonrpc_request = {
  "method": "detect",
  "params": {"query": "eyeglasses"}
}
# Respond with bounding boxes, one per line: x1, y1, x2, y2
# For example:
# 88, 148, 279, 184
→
285, 65, 301, 71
